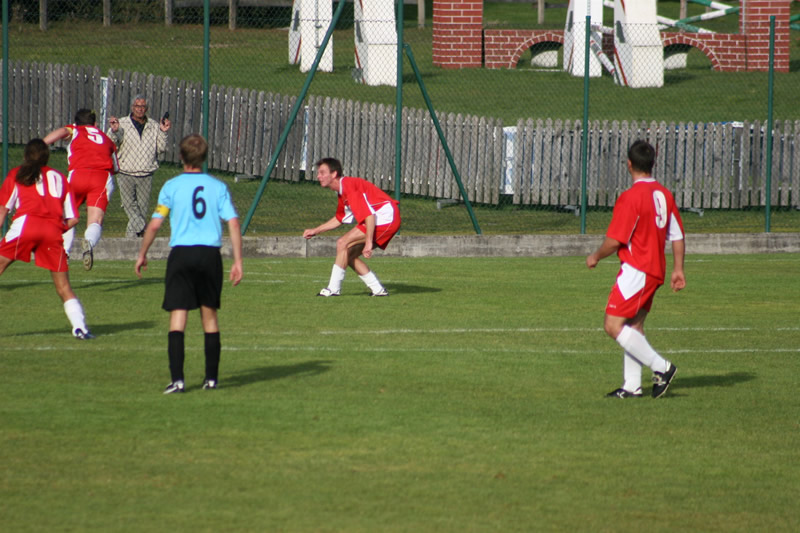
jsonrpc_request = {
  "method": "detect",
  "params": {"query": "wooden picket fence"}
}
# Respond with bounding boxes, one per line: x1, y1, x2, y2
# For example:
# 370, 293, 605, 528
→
0, 62, 104, 145
511, 118, 800, 209
306, 95, 505, 204
1, 60, 798, 209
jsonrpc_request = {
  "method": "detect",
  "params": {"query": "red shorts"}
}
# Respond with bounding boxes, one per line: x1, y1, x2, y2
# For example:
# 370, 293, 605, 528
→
68, 169, 114, 211
356, 205, 401, 249
357, 216, 401, 249
0, 215, 70, 272
605, 263, 663, 318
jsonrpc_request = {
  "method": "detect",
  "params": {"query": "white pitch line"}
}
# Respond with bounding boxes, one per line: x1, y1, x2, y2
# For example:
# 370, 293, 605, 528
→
2, 278, 286, 285
317, 326, 760, 335
4, 325, 796, 342
3, 344, 799, 355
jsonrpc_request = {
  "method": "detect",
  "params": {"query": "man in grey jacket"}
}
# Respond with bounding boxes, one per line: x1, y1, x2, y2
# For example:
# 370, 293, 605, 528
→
108, 95, 171, 237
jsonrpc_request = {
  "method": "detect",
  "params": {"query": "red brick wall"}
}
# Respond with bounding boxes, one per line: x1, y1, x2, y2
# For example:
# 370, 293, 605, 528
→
741, 0, 790, 72
433, 0, 789, 73
662, 0, 789, 73
662, 33, 745, 71
432, 0, 483, 69
484, 30, 564, 69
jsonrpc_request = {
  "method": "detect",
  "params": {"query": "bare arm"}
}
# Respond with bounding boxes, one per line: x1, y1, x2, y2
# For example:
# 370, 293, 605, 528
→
303, 216, 342, 239
43, 127, 71, 145
106, 117, 122, 144
0, 206, 8, 228
670, 238, 686, 292
362, 214, 376, 258
64, 217, 79, 231
156, 124, 168, 155
226, 217, 244, 286
586, 236, 623, 269
134, 217, 164, 278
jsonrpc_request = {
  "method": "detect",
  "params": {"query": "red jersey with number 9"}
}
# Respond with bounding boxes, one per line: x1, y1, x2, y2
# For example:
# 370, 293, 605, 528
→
606, 178, 684, 282
65, 124, 118, 173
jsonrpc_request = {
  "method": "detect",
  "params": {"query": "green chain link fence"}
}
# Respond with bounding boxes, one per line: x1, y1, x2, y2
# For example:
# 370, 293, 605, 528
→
2, 0, 799, 238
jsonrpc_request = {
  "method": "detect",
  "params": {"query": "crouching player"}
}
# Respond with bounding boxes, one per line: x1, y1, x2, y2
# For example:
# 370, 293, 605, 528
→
135, 134, 243, 394
303, 157, 400, 297
0, 139, 94, 339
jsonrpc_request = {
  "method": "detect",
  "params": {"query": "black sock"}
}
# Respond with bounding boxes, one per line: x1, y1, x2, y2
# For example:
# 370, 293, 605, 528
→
205, 331, 221, 382
168, 331, 185, 383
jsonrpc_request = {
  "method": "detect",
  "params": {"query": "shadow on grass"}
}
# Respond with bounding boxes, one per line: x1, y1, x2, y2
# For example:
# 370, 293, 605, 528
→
78, 278, 164, 291
224, 360, 333, 389
1, 278, 162, 292
91, 321, 158, 335
7, 320, 157, 337
674, 371, 756, 389
384, 283, 442, 295
0, 281, 52, 290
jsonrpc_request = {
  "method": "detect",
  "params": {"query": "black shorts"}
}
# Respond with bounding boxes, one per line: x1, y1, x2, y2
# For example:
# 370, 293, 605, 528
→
162, 246, 223, 311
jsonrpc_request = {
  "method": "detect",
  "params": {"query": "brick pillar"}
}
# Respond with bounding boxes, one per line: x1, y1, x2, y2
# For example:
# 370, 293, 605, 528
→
741, 0, 790, 72
432, 0, 483, 69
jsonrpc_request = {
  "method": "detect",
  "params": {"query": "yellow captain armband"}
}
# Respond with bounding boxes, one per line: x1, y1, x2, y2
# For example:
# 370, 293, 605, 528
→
154, 204, 170, 217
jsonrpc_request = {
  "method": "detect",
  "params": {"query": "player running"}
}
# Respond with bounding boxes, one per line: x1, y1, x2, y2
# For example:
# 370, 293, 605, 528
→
0, 139, 95, 339
44, 108, 118, 270
586, 140, 686, 399
303, 157, 401, 297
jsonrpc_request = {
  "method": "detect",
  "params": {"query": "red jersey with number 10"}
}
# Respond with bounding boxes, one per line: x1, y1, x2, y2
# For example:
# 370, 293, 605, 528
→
0, 166, 77, 227
606, 178, 684, 282
65, 124, 118, 173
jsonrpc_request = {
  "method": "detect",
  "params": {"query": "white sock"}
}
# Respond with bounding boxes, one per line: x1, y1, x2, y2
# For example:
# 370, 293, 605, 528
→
615, 325, 669, 373
84, 223, 102, 248
622, 351, 643, 392
327, 264, 346, 292
62, 227, 75, 255
358, 270, 384, 294
63, 298, 88, 334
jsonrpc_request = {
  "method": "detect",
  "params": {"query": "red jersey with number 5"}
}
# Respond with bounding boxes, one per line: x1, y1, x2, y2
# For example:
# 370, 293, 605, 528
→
65, 124, 118, 173
606, 178, 684, 282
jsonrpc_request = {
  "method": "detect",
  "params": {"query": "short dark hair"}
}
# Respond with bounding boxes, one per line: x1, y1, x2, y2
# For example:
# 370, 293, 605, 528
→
628, 140, 656, 174
179, 134, 208, 168
315, 157, 343, 178
74, 108, 96, 126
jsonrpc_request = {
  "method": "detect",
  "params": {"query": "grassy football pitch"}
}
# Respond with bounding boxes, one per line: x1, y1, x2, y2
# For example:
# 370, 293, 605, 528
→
1, 254, 798, 532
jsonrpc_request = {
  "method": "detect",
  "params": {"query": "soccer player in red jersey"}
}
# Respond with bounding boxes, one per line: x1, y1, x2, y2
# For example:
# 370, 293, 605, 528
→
586, 140, 686, 399
0, 139, 95, 339
303, 157, 401, 297
43, 109, 118, 270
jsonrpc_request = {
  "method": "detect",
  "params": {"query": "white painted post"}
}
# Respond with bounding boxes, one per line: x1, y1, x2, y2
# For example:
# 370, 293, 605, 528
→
354, 0, 397, 86
299, 0, 333, 73
563, 0, 603, 77
613, 0, 664, 88
289, 0, 301, 64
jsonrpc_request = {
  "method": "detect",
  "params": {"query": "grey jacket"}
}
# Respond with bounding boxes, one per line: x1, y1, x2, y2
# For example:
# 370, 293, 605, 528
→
107, 115, 167, 177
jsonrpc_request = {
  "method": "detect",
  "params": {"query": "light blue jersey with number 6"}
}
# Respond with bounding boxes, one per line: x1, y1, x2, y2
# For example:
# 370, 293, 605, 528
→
152, 172, 238, 248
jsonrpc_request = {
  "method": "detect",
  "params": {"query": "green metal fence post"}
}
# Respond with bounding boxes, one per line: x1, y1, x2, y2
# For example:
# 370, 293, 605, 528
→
394, 0, 403, 201
404, 43, 481, 235
202, 0, 210, 173
580, 15, 590, 234
765, 15, 775, 233
240, 0, 348, 234
1, 0, 8, 235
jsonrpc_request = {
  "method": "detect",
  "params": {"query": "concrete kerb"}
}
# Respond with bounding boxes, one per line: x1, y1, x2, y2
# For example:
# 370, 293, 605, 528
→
72, 233, 800, 262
